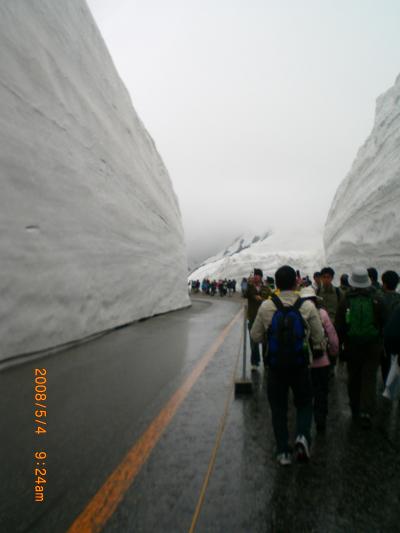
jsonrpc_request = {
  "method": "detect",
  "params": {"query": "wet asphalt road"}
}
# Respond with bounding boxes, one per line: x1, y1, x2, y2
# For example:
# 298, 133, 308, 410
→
1, 293, 400, 532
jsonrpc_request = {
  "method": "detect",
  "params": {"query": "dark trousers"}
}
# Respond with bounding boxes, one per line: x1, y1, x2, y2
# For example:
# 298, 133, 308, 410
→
311, 366, 330, 425
248, 320, 261, 366
267, 367, 313, 454
346, 343, 381, 415
381, 345, 391, 384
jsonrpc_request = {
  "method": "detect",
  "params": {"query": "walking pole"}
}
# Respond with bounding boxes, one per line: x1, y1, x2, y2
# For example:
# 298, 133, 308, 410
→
235, 306, 253, 395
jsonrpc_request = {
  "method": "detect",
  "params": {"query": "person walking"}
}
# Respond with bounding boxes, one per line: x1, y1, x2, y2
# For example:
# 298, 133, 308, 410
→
241, 277, 248, 297
227, 279, 234, 296
251, 265, 325, 465
245, 268, 271, 369
312, 272, 321, 292
317, 267, 343, 324
340, 274, 351, 294
367, 267, 382, 291
335, 267, 386, 428
380, 270, 400, 382
384, 305, 400, 367
300, 287, 339, 432
210, 280, 217, 296
318, 267, 343, 376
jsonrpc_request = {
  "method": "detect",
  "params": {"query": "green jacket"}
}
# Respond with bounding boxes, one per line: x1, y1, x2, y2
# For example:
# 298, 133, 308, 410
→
335, 288, 386, 346
245, 282, 272, 322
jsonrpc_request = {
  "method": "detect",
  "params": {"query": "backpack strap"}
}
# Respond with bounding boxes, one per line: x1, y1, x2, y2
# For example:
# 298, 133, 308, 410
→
293, 297, 305, 311
271, 294, 284, 311
293, 297, 308, 330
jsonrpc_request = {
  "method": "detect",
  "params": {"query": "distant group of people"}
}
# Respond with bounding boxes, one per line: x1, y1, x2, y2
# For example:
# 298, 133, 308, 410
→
190, 278, 237, 297
242, 264, 400, 466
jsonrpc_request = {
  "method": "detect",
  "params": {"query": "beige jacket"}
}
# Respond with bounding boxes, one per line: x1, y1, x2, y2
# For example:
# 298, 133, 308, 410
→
250, 291, 325, 351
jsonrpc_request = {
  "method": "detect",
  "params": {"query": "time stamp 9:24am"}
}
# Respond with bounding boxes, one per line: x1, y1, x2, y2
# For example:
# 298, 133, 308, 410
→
33, 368, 47, 503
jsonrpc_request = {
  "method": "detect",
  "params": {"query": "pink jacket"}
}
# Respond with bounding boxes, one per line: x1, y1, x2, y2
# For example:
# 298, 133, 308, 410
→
312, 308, 339, 368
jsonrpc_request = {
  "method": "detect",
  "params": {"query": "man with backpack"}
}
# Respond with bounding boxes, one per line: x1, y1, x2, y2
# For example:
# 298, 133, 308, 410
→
251, 265, 325, 465
335, 267, 386, 428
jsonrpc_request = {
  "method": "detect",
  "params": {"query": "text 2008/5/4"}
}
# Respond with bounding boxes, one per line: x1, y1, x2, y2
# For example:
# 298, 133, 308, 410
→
34, 368, 47, 503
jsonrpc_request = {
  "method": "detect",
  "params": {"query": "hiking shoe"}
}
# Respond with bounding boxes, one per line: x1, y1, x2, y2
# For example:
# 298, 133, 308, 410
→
294, 435, 310, 462
360, 413, 372, 429
276, 452, 292, 466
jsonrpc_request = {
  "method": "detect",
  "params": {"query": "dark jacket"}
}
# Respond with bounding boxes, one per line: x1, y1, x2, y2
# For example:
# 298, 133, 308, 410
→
245, 282, 272, 322
384, 306, 400, 355
381, 291, 400, 320
317, 285, 343, 323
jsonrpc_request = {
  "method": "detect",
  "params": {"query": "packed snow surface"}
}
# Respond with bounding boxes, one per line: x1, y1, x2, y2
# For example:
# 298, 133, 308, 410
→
0, 1, 189, 361
325, 75, 400, 275
190, 230, 324, 281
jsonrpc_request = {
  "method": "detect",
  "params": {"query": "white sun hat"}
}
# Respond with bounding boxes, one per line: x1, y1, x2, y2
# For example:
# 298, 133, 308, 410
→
349, 266, 371, 288
299, 286, 322, 301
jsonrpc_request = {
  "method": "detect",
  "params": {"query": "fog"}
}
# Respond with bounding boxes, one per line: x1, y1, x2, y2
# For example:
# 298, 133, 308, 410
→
86, 0, 400, 265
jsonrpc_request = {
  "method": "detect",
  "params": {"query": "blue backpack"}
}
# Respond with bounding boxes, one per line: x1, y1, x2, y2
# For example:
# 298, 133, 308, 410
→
267, 295, 308, 369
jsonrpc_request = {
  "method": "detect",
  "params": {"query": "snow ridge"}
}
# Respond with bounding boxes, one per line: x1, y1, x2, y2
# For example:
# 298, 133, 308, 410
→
190, 230, 324, 281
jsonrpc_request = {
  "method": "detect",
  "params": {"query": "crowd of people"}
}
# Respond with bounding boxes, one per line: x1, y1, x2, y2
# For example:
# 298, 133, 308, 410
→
242, 264, 400, 466
190, 278, 237, 297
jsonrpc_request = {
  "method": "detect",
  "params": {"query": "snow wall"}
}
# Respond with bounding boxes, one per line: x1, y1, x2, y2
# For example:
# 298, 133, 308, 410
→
324, 75, 400, 275
0, 1, 189, 361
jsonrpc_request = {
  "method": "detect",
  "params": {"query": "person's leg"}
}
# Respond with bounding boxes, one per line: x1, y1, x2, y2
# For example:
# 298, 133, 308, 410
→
346, 347, 363, 417
311, 366, 330, 430
291, 368, 313, 446
248, 320, 260, 366
381, 345, 391, 385
267, 370, 290, 454
262, 339, 267, 367
360, 344, 381, 417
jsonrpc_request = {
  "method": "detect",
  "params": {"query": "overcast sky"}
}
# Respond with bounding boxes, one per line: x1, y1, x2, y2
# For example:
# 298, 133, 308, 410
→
86, 0, 400, 264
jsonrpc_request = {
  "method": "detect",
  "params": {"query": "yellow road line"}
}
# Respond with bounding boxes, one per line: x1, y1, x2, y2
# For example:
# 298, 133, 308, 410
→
189, 321, 243, 532
67, 308, 243, 533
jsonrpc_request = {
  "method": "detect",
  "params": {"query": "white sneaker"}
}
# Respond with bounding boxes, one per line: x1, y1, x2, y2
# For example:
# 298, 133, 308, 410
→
276, 452, 292, 466
294, 435, 310, 462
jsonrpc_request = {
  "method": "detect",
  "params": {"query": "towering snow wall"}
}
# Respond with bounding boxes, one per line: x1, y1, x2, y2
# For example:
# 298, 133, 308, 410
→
0, 1, 189, 361
324, 75, 400, 275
